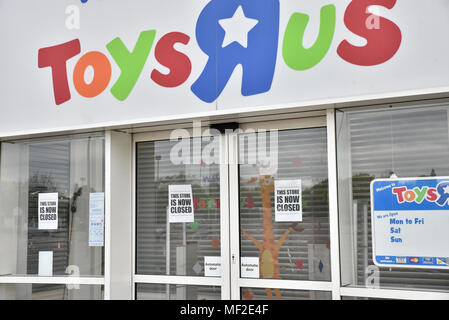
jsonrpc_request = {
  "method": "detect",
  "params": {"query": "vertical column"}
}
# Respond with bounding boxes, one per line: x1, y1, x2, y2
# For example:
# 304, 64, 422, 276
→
334, 111, 357, 287
105, 131, 132, 300
228, 132, 241, 300
219, 133, 231, 300
327, 108, 342, 300
0, 143, 20, 277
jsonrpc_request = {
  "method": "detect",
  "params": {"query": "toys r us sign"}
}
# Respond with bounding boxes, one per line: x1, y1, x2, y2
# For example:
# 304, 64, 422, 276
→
1, 0, 449, 136
40, 0, 402, 105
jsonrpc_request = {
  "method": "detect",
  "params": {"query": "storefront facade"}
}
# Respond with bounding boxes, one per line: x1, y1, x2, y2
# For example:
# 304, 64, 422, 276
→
0, 0, 448, 300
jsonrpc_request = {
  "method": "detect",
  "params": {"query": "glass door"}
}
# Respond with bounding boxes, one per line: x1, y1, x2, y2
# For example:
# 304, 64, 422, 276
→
133, 126, 230, 300
133, 114, 338, 300
228, 117, 335, 300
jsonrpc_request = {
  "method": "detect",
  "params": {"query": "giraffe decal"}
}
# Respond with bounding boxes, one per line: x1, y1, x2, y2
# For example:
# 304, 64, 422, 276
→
241, 167, 292, 300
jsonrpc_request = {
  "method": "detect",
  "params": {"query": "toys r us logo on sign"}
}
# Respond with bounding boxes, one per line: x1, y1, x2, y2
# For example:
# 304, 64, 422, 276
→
42, 0, 402, 105
1, 0, 449, 136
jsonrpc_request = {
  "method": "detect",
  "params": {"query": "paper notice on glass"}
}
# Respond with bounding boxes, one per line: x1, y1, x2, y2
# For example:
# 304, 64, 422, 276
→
38, 251, 53, 276
241, 257, 259, 278
274, 180, 302, 222
204, 256, 221, 277
89, 192, 105, 247
168, 185, 194, 223
38, 193, 58, 230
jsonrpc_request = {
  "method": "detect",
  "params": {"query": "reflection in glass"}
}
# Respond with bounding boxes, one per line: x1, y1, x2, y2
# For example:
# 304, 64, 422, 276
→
0, 134, 105, 279
136, 137, 221, 276
337, 105, 449, 291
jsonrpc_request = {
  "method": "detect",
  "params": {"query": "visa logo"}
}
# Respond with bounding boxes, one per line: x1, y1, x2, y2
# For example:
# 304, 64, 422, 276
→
396, 257, 406, 264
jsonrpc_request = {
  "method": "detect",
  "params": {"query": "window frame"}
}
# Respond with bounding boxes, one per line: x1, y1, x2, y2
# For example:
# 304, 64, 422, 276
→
335, 101, 449, 300
0, 133, 106, 299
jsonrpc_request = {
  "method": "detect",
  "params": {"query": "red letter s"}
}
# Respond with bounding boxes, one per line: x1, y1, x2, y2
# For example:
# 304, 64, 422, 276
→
151, 32, 192, 88
38, 39, 81, 105
337, 0, 401, 66
426, 188, 438, 202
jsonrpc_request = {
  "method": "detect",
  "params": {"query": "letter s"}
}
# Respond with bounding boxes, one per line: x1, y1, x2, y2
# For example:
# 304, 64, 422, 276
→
151, 32, 192, 88
426, 188, 438, 202
337, 0, 401, 66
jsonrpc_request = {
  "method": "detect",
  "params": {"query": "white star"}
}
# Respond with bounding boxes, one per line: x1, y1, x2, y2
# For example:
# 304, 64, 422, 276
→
443, 185, 449, 194
218, 6, 259, 48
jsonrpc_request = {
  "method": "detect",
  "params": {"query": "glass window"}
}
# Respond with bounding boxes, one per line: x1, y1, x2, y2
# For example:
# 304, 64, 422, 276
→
239, 128, 330, 282
136, 137, 221, 276
337, 104, 449, 292
0, 134, 105, 277
241, 287, 331, 300
0, 284, 103, 300
136, 283, 220, 300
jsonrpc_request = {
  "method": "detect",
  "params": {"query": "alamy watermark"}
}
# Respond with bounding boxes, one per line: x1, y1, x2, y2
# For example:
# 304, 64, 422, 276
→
169, 121, 279, 174
65, 1, 88, 30
365, 265, 380, 289
366, 7, 381, 30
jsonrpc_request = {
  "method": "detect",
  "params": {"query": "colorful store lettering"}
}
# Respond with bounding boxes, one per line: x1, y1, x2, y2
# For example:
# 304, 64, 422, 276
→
392, 181, 449, 206
38, 0, 402, 105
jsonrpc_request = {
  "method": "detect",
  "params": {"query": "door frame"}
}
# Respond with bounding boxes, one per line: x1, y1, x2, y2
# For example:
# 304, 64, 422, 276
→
131, 125, 231, 299
227, 110, 341, 299
130, 109, 341, 300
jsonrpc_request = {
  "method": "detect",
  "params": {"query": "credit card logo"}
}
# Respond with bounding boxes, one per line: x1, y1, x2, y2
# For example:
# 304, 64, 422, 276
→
436, 258, 448, 266
422, 257, 433, 264
396, 257, 407, 264
409, 257, 419, 264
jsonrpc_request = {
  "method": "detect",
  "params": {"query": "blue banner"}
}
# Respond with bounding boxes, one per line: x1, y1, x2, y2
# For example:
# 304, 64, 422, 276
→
372, 178, 449, 211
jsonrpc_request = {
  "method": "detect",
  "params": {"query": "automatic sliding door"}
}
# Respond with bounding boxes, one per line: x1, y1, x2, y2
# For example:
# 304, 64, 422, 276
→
135, 134, 225, 300
231, 122, 333, 300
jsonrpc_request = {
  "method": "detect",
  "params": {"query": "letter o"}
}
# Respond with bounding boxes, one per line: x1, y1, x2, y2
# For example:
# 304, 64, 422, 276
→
199, 199, 207, 209
73, 51, 111, 98
404, 190, 416, 202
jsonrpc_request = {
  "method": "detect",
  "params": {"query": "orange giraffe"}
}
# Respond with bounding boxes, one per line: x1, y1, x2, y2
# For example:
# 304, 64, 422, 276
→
242, 172, 292, 300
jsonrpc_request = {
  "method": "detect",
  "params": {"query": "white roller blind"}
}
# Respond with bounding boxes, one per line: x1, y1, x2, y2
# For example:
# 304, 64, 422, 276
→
239, 128, 330, 282
344, 105, 449, 291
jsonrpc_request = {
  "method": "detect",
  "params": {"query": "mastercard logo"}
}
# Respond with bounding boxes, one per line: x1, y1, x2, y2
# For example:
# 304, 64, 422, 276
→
410, 258, 419, 263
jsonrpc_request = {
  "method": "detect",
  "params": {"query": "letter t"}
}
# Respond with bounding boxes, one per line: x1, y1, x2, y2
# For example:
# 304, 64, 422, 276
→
38, 39, 81, 105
